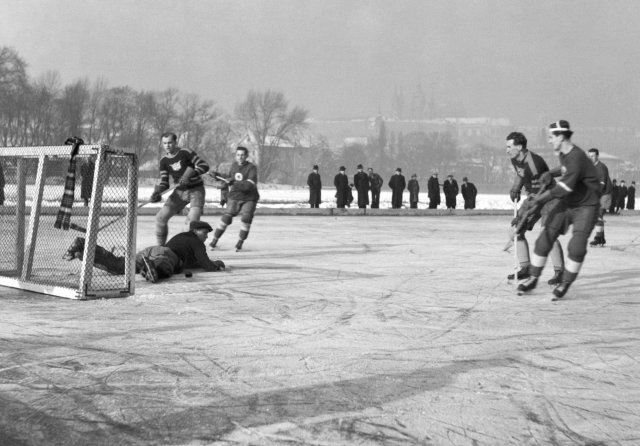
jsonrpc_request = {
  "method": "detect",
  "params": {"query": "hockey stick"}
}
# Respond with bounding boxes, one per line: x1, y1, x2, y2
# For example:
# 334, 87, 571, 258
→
69, 185, 177, 233
512, 198, 519, 290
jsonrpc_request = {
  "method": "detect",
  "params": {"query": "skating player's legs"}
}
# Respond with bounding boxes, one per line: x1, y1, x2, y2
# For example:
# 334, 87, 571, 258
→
155, 191, 188, 246
517, 203, 568, 292
235, 200, 257, 250
591, 194, 610, 246
210, 200, 241, 248
182, 187, 205, 232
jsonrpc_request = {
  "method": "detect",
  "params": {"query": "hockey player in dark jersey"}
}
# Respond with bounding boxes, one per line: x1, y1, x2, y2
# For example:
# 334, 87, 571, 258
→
505, 132, 564, 285
209, 146, 260, 251
150, 132, 210, 246
518, 121, 601, 300
587, 148, 612, 246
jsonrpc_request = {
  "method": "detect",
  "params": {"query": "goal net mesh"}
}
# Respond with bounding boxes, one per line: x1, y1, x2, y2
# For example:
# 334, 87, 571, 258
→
0, 144, 138, 299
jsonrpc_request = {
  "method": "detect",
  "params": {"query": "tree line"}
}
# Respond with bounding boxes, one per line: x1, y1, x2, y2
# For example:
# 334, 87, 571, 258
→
2, 46, 513, 185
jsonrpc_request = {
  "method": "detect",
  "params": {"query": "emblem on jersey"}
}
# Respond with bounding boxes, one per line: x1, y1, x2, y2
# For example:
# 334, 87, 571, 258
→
516, 167, 525, 178
234, 172, 243, 181
169, 160, 182, 171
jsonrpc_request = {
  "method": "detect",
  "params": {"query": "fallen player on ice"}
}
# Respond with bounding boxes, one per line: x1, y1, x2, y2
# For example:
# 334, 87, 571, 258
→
63, 221, 225, 283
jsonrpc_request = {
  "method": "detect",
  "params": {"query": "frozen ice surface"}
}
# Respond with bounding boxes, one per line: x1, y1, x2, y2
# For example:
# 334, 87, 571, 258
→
1, 213, 639, 445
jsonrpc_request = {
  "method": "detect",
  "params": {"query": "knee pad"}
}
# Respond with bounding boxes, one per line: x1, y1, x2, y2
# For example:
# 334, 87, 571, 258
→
533, 229, 555, 257
221, 214, 233, 226
240, 212, 254, 225
567, 231, 590, 263
216, 214, 232, 232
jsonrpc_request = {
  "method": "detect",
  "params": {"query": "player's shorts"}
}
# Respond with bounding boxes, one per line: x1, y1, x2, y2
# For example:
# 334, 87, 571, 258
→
599, 193, 611, 212
164, 185, 205, 213
224, 199, 257, 218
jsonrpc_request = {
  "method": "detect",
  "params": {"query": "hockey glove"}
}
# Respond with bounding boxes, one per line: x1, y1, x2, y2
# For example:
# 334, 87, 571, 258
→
532, 189, 553, 207
150, 186, 165, 203
179, 166, 195, 187
509, 189, 521, 202
539, 171, 554, 188
212, 260, 225, 271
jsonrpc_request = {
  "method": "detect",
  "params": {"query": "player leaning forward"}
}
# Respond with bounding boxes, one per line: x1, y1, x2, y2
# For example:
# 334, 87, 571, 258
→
209, 146, 260, 251
506, 131, 564, 285
518, 121, 601, 300
150, 132, 210, 246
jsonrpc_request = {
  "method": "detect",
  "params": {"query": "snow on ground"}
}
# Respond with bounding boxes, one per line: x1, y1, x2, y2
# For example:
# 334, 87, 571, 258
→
138, 184, 520, 210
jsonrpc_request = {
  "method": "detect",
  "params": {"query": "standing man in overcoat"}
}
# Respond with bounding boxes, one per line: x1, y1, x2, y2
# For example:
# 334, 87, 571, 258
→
307, 165, 322, 208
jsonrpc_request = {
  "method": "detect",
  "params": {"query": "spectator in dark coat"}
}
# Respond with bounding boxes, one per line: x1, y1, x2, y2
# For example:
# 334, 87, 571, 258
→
353, 164, 370, 208
617, 180, 627, 212
407, 174, 420, 208
367, 167, 383, 208
307, 165, 322, 208
461, 176, 477, 209
80, 156, 96, 207
334, 166, 350, 208
427, 171, 441, 209
627, 181, 636, 210
443, 174, 459, 209
388, 167, 406, 209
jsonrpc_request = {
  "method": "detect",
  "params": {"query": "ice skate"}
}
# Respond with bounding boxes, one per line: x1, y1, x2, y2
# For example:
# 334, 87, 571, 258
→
552, 281, 572, 301
235, 240, 244, 251
507, 266, 529, 281
547, 270, 563, 286
209, 237, 218, 249
589, 235, 606, 247
63, 237, 85, 261
140, 256, 158, 283
517, 276, 538, 293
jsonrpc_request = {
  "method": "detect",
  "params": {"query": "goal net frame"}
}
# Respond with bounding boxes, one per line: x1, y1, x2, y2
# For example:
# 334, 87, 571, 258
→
0, 144, 138, 300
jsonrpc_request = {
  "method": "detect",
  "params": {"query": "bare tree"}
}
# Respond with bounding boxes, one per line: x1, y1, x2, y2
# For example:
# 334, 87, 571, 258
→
234, 90, 308, 181
0, 46, 28, 145
177, 93, 220, 152
85, 77, 108, 143
56, 78, 90, 141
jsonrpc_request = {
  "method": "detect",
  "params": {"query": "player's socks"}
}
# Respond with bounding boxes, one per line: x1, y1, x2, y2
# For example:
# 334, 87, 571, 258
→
547, 269, 563, 286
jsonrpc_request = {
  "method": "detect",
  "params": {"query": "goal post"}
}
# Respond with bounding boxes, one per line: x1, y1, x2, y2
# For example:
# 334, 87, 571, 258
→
0, 144, 138, 300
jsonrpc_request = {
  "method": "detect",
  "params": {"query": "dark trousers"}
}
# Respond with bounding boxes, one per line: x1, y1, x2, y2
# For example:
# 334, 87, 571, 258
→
370, 188, 380, 208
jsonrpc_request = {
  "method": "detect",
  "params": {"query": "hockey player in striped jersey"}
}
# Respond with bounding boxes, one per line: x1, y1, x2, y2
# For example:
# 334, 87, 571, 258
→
506, 132, 565, 286
150, 132, 210, 246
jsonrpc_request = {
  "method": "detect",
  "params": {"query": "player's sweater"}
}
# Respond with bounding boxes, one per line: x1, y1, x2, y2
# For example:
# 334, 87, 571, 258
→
511, 150, 549, 195
159, 148, 209, 190
549, 145, 601, 207
227, 161, 260, 201
592, 161, 613, 195
166, 231, 219, 271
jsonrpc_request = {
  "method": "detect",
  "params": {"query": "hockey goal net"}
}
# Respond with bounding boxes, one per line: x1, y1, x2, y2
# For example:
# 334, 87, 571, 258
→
0, 144, 138, 300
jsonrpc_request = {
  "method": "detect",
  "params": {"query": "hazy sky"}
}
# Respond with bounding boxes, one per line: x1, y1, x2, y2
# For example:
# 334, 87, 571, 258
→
3, 0, 640, 126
